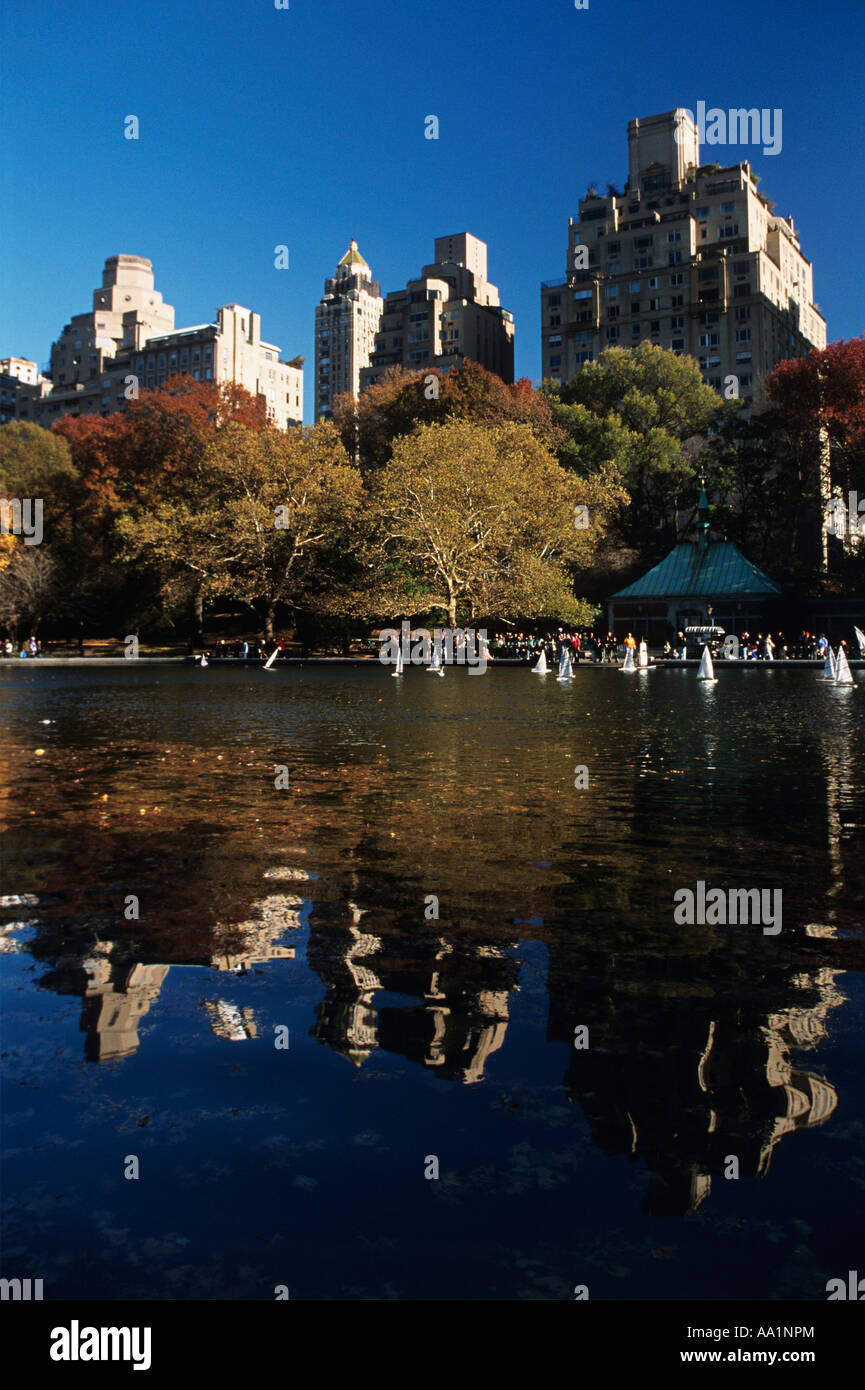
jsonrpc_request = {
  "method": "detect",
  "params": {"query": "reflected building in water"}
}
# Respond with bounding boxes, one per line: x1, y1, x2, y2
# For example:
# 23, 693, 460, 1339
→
306, 904, 517, 1084
27, 872, 307, 1062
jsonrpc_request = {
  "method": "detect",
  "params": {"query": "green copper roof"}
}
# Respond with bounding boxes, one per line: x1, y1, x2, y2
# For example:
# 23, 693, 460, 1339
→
338, 240, 369, 268
611, 540, 782, 600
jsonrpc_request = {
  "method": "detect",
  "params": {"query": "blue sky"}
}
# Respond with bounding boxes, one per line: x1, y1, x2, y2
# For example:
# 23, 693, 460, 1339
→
2, 0, 864, 422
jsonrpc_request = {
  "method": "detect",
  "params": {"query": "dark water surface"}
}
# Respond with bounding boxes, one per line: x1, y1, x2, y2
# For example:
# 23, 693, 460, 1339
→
1, 663, 863, 1301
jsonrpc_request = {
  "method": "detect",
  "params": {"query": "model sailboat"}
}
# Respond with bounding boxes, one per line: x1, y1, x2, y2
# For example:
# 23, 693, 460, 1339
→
821, 649, 837, 680
391, 644, 404, 678
855, 626, 865, 657
697, 645, 717, 682
531, 648, 548, 674
427, 639, 445, 676
263, 646, 279, 671
834, 646, 855, 685
621, 646, 637, 672
557, 647, 573, 681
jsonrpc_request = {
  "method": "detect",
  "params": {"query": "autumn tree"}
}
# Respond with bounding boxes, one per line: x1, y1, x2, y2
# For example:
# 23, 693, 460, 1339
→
0, 544, 58, 640
208, 421, 363, 638
54, 378, 277, 634
761, 336, 865, 584
335, 360, 558, 473
118, 420, 362, 640
361, 418, 627, 628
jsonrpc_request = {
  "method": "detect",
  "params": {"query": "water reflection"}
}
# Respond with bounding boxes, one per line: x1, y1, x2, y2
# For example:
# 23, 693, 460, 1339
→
1, 665, 862, 1296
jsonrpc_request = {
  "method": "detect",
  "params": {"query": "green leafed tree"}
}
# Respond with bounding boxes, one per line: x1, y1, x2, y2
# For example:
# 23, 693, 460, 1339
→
543, 344, 727, 560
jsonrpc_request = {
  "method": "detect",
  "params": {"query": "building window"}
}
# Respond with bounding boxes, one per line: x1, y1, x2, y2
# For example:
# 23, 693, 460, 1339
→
671, 339, 685, 352
735, 305, 751, 320
670, 316, 684, 329
667, 230, 682, 243
721, 201, 737, 214
606, 326, 620, 340
718, 224, 739, 239
735, 328, 751, 342
607, 307, 619, 319
695, 207, 709, 220
669, 273, 684, 286
648, 277, 659, 289
631, 302, 640, 314
650, 321, 660, 335
604, 286, 619, 298
668, 251, 683, 265
631, 324, 640, 338
629, 281, 640, 293
549, 355, 562, 369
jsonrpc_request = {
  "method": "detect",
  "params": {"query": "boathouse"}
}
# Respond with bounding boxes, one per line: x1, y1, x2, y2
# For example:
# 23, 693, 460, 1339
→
607, 487, 782, 644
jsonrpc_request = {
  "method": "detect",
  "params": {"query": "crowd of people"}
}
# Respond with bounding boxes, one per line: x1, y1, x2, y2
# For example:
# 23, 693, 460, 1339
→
490, 628, 859, 663
3, 635, 41, 658
195, 638, 287, 662
492, 630, 623, 662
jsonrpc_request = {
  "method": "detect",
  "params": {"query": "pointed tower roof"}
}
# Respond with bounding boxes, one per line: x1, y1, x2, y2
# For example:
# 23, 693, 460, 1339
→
337, 239, 369, 269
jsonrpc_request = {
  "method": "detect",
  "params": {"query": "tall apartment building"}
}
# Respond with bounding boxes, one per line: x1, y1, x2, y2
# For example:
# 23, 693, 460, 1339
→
14, 254, 302, 430
314, 241, 382, 421
361, 233, 514, 391
541, 110, 826, 406
0, 357, 46, 424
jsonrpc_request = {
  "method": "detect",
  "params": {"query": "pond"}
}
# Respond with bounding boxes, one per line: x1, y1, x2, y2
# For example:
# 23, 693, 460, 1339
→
1, 662, 863, 1300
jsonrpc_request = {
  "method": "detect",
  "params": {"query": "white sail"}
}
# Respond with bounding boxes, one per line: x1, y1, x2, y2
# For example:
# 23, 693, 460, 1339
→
697, 645, 716, 681
638, 641, 648, 667
834, 646, 854, 684
821, 649, 837, 680
531, 648, 548, 674
391, 645, 404, 677
264, 646, 279, 670
428, 638, 444, 676
199, 654, 208, 667
621, 646, 636, 672
855, 626, 865, 656
557, 647, 572, 681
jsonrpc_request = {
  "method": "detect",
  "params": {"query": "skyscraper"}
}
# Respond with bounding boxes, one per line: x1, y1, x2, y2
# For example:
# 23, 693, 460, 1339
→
314, 241, 382, 420
361, 233, 514, 391
15, 255, 303, 429
541, 110, 826, 406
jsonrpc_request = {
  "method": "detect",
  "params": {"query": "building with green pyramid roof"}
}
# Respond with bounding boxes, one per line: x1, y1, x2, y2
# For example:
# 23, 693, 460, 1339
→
337, 240, 370, 270
607, 484, 782, 643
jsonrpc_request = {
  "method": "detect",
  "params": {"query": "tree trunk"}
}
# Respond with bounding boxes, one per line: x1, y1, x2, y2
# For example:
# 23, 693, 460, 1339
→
193, 586, 204, 645
447, 593, 457, 629
264, 603, 275, 641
